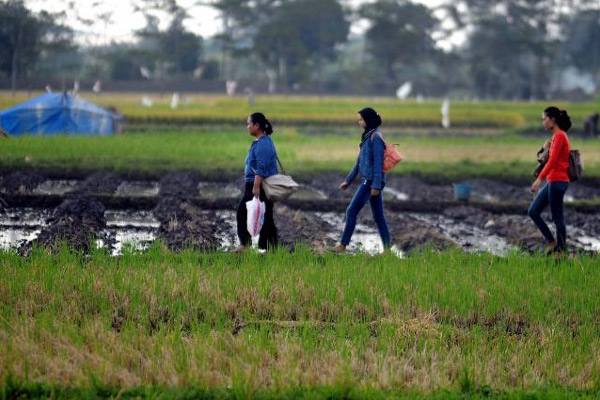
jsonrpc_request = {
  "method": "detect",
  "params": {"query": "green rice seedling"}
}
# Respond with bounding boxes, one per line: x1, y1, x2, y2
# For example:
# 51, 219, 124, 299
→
2, 130, 600, 180
1, 246, 600, 396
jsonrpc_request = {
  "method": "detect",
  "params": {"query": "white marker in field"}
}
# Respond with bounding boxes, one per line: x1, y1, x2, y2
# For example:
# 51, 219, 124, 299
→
396, 81, 412, 100
441, 98, 450, 129
92, 80, 102, 94
226, 80, 237, 96
141, 95, 153, 107
171, 92, 180, 109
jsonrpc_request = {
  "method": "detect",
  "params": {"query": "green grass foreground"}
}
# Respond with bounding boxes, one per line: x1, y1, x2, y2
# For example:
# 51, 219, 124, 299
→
2, 129, 600, 180
1, 246, 599, 398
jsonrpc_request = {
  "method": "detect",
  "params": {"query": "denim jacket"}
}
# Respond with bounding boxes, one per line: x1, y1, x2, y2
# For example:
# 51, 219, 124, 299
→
344, 129, 385, 190
244, 135, 279, 182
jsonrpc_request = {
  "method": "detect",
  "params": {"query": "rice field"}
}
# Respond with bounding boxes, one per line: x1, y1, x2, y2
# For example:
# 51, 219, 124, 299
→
2, 91, 600, 398
1, 91, 599, 129
3, 128, 600, 180
1, 246, 600, 398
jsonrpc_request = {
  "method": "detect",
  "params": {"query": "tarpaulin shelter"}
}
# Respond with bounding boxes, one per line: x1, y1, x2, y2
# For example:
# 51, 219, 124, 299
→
0, 92, 123, 136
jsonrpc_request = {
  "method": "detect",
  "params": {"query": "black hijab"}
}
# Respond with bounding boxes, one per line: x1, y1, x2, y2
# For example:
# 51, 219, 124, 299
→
359, 107, 382, 142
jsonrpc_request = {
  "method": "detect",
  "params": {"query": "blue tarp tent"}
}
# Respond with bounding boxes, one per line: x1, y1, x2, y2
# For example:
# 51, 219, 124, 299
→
0, 92, 123, 136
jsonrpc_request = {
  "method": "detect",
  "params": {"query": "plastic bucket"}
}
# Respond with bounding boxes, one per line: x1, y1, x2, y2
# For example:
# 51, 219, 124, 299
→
453, 183, 473, 201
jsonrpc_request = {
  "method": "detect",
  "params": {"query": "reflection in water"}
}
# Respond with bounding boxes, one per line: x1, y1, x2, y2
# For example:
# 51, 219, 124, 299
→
409, 213, 513, 256
0, 208, 50, 249
101, 209, 160, 256
115, 181, 159, 197
316, 212, 405, 257
198, 182, 242, 199
33, 180, 79, 195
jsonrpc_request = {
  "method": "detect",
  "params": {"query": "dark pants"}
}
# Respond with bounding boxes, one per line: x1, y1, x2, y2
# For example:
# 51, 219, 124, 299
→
341, 180, 390, 248
528, 181, 569, 251
236, 182, 278, 250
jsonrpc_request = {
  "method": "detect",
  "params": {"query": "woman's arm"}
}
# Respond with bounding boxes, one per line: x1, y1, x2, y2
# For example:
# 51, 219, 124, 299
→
341, 157, 359, 189
371, 134, 385, 192
253, 175, 264, 197
538, 134, 566, 181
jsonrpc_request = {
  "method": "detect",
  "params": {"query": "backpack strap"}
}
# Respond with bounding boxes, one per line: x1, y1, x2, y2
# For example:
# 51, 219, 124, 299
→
370, 130, 387, 148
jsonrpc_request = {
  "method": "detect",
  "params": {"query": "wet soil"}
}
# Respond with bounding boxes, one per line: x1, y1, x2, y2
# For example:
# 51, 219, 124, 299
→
32, 196, 107, 253
2, 169, 600, 255
0, 171, 45, 195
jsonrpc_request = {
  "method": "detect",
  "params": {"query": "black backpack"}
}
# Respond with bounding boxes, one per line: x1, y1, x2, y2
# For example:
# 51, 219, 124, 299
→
568, 149, 584, 182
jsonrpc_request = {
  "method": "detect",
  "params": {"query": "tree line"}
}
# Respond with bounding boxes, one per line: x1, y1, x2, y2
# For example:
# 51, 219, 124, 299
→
1, 0, 599, 99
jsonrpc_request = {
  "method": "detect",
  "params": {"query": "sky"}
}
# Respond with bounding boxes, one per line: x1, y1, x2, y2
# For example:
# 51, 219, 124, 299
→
26, 0, 454, 47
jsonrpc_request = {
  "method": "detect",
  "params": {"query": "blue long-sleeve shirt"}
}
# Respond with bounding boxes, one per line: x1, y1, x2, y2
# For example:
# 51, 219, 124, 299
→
345, 129, 386, 189
244, 135, 279, 182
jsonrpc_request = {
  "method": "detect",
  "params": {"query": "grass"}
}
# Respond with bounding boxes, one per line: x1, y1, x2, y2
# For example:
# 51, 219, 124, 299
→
2, 128, 600, 180
1, 91, 599, 129
1, 245, 600, 397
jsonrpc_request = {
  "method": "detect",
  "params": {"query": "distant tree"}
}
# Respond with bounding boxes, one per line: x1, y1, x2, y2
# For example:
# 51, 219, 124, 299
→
254, 0, 349, 92
359, 0, 439, 89
443, 0, 577, 99
563, 9, 600, 87
158, 9, 203, 75
207, 0, 281, 80
0, 1, 38, 91
134, 1, 203, 78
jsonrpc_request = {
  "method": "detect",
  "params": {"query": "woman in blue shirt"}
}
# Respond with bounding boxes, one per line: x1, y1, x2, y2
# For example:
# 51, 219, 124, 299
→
333, 107, 391, 253
234, 112, 279, 252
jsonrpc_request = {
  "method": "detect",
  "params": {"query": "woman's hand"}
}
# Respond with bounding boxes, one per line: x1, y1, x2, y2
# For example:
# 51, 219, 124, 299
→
252, 185, 260, 197
542, 139, 552, 150
530, 178, 542, 193
371, 189, 380, 197
339, 181, 349, 191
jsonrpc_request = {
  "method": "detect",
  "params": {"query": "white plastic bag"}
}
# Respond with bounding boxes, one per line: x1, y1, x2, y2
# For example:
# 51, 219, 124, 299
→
246, 197, 265, 237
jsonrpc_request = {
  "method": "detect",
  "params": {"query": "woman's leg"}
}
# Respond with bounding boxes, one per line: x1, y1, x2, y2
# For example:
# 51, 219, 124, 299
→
369, 188, 391, 248
527, 183, 555, 244
341, 181, 372, 246
549, 182, 569, 252
258, 187, 278, 250
236, 183, 254, 247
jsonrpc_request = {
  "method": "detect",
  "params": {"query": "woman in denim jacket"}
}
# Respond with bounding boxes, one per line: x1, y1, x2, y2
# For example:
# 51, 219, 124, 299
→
333, 107, 391, 253
234, 112, 279, 252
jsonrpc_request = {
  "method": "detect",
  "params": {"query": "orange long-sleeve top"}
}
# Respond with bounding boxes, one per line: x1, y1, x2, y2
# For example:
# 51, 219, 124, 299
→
538, 130, 570, 183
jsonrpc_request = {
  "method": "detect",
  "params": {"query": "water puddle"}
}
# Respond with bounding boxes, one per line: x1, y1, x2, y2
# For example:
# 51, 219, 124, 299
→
115, 181, 159, 197
100, 209, 160, 256
32, 180, 79, 195
569, 227, 600, 252
565, 194, 575, 203
105, 210, 160, 228
409, 213, 514, 256
316, 212, 405, 257
214, 210, 239, 250
0, 208, 50, 250
384, 188, 409, 201
198, 182, 242, 199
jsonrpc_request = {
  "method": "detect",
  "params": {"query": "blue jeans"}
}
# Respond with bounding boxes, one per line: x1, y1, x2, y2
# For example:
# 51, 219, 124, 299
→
341, 180, 391, 248
528, 181, 569, 251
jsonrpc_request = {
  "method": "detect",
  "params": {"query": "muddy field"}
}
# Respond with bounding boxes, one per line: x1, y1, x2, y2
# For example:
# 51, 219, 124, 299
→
1, 170, 599, 256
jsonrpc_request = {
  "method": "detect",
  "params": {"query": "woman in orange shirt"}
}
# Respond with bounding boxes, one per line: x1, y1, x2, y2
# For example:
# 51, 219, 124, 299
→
528, 107, 572, 256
